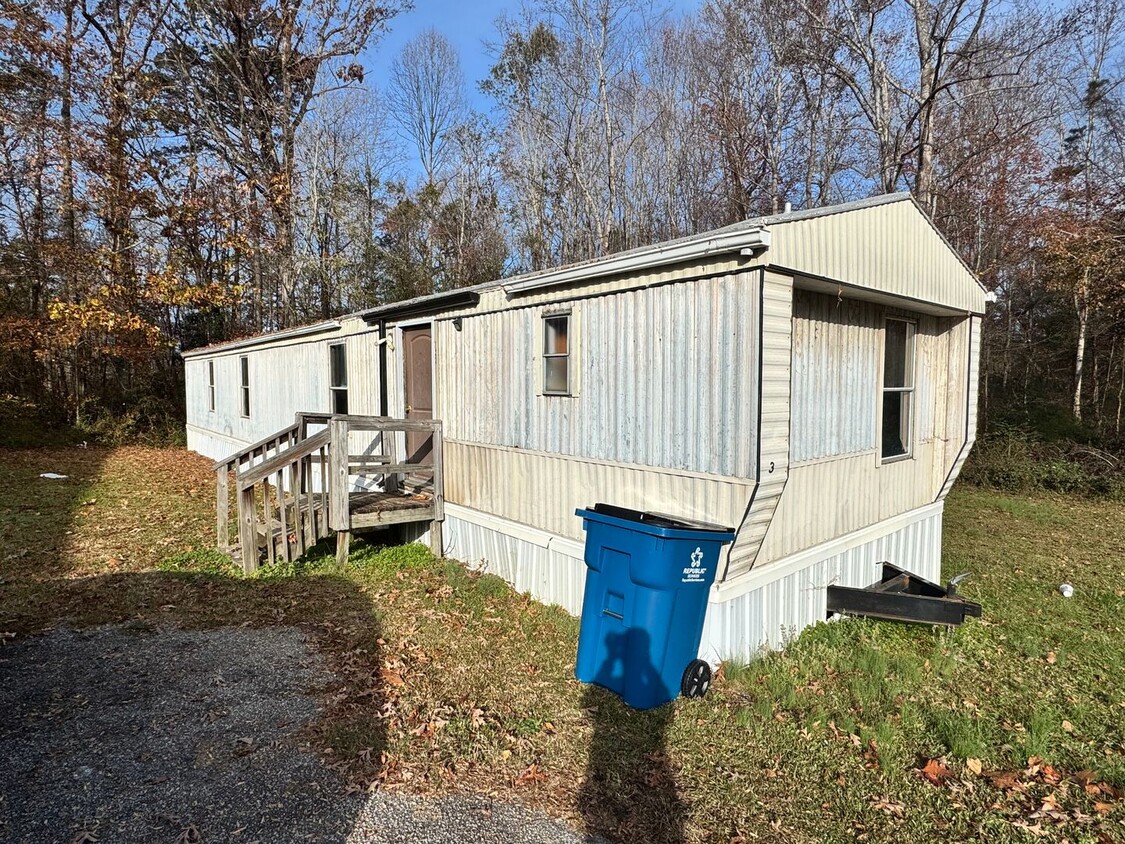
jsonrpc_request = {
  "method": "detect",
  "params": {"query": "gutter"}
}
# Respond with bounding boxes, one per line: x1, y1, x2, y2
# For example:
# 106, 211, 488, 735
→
360, 289, 481, 324
504, 228, 771, 296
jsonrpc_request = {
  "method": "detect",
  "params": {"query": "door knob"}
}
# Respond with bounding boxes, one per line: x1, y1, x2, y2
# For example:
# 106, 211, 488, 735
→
405, 404, 413, 413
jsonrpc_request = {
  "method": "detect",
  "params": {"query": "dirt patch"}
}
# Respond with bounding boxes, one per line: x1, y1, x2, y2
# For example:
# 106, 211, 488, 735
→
0, 625, 588, 844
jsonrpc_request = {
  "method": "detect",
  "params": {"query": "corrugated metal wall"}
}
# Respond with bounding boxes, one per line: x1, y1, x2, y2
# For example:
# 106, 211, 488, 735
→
939, 315, 980, 499
757, 443, 940, 562
740, 291, 970, 569
184, 317, 383, 462
434, 272, 759, 478
444, 441, 755, 542
789, 290, 880, 462
425, 506, 588, 617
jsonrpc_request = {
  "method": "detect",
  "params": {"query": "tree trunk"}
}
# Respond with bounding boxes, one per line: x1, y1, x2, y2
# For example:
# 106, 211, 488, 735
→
60, 0, 77, 261
1073, 274, 1090, 421
1116, 354, 1124, 437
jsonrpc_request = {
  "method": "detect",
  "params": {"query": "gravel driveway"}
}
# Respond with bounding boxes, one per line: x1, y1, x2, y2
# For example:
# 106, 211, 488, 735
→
0, 626, 591, 844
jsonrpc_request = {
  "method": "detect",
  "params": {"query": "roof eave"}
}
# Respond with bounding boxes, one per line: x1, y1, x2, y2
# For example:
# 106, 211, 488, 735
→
181, 320, 342, 359
503, 227, 772, 296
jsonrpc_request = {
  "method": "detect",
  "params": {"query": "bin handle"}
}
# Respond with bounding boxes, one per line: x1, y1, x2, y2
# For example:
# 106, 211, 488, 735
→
602, 609, 624, 620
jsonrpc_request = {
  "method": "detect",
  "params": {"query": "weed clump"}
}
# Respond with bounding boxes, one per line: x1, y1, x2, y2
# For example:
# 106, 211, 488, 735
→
962, 427, 1125, 499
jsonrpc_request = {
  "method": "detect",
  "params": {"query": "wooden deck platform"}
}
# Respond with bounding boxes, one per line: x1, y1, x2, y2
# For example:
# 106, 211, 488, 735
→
349, 490, 436, 529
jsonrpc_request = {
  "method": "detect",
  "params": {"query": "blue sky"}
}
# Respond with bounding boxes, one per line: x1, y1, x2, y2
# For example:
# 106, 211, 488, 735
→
363, 0, 517, 109
362, 0, 700, 111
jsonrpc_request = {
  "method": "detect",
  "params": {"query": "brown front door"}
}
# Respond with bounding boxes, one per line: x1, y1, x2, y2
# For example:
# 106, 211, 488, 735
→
401, 326, 433, 486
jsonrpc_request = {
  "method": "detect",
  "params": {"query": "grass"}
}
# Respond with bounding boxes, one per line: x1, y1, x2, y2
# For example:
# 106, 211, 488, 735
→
2, 445, 1124, 842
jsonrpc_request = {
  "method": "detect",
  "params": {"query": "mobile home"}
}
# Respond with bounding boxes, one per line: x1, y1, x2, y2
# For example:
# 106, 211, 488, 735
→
184, 193, 987, 661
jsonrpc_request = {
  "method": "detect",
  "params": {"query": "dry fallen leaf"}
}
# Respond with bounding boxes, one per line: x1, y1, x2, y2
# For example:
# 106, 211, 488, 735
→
380, 669, 404, 687
1061, 719, 1075, 733
1074, 769, 1097, 785
515, 763, 548, 786
990, 771, 1022, 790
1094, 801, 1114, 815
966, 758, 983, 776
870, 796, 905, 817
1046, 651, 1057, 664
920, 758, 953, 786
1011, 820, 1046, 837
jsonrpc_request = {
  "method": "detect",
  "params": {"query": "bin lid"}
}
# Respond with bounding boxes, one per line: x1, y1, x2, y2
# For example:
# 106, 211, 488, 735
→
578, 502, 735, 538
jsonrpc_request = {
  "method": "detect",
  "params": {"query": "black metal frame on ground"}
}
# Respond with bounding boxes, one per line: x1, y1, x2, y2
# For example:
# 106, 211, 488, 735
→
826, 562, 982, 627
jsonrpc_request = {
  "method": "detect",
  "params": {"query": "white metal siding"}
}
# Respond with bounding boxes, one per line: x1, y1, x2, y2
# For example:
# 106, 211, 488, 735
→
939, 315, 980, 498
724, 270, 793, 579
443, 440, 755, 543
423, 501, 943, 664
790, 290, 880, 462
738, 294, 968, 569
424, 505, 588, 617
435, 272, 759, 478
756, 442, 940, 562
184, 317, 383, 462
768, 200, 984, 314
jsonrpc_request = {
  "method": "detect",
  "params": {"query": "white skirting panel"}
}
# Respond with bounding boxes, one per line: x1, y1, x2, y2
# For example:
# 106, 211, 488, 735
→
427, 504, 589, 617
420, 502, 944, 664
700, 502, 944, 662
187, 425, 243, 463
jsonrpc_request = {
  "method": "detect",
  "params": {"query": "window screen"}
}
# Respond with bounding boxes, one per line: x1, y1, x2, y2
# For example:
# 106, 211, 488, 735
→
329, 343, 348, 415
543, 315, 570, 395
881, 319, 914, 460
207, 361, 215, 412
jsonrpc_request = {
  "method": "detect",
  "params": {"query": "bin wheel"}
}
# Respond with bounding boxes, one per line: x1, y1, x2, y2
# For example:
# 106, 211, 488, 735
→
681, 659, 712, 699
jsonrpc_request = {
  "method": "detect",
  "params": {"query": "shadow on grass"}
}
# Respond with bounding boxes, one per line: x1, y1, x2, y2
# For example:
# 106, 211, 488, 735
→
579, 629, 686, 844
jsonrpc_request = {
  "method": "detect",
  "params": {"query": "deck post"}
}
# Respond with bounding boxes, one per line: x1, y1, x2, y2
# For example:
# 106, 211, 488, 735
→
429, 521, 443, 558
328, 417, 351, 531
238, 486, 257, 574
336, 530, 351, 569
216, 464, 229, 553
430, 420, 444, 558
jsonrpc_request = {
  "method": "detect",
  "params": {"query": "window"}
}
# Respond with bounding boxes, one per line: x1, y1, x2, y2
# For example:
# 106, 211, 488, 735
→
329, 342, 348, 414
543, 314, 570, 395
207, 361, 215, 412
239, 355, 251, 418
881, 319, 915, 460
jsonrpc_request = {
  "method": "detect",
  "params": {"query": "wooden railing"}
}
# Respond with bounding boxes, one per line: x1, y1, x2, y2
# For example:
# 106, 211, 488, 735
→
215, 413, 444, 573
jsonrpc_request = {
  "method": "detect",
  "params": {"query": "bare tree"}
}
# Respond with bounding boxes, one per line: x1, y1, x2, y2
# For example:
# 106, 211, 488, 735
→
386, 28, 467, 187
790, 0, 1056, 211
160, 0, 405, 329
1048, 0, 1125, 420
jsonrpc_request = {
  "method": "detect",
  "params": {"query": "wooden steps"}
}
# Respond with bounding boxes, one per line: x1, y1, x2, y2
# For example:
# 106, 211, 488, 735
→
215, 413, 445, 573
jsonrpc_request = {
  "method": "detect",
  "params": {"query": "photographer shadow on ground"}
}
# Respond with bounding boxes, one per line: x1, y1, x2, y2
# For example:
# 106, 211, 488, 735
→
578, 628, 688, 844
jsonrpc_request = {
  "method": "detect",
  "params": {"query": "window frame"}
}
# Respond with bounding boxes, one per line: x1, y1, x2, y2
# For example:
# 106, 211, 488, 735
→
542, 312, 571, 396
878, 317, 916, 464
239, 355, 251, 419
207, 360, 215, 413
329, 341, 349, 415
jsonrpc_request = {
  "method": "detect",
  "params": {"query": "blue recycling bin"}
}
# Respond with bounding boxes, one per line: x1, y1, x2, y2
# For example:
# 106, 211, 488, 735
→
574, 503, 736, 710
